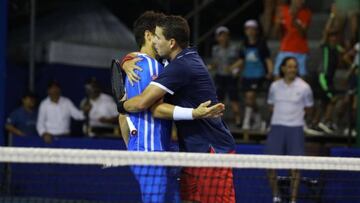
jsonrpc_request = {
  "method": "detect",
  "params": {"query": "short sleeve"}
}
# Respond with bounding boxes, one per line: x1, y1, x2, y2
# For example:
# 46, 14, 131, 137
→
150, 63, 189, 95
267, 83, 275, 105
303, 85, 314, 107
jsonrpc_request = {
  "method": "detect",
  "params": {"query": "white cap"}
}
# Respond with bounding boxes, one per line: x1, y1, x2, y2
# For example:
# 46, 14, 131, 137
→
244, 19, 258, 28
215, 26, 229, 36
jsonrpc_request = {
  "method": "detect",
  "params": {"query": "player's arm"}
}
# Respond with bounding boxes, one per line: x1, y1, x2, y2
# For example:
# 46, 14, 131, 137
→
5, 123, 24, 136
150, 100, 225, 120
122, 84, 225, 119
124, 84, 166, 112
118, 114, 129, 147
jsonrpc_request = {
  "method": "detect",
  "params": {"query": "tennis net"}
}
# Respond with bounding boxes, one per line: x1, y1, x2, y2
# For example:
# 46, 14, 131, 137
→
0, 147, 360, 202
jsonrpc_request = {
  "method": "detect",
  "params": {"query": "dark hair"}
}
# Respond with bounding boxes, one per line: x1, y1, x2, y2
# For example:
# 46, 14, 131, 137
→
47, 80, 60, 89
22, 91, 36, 100
133, 11, 165, 48
156, 15, 190, 49
279, 56, 298, 77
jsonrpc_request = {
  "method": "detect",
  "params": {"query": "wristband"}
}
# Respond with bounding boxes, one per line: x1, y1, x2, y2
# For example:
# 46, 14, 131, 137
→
117, 100, 129, 114
173, 106, 194, 120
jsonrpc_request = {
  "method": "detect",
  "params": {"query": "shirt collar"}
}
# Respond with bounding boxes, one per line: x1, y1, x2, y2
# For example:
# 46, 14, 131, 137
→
175, 47, 197, 60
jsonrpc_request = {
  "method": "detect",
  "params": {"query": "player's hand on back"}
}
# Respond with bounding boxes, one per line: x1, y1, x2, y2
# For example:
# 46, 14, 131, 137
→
123, 57, 143, 86
192, 100, 225, 119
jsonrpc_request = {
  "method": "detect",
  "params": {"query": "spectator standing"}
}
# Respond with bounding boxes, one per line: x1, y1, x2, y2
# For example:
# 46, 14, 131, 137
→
209, 26, 242, 126
37, 81, 85, 144
265, 57, 314, 203
5, 92, 38, 137
273, 0, 312, 78
230, 19, 273, 130
310, 31, 344, 135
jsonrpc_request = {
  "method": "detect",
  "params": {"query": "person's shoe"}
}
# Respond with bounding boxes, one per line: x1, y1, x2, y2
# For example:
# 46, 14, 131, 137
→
304, 124, 325, 136
318, 122, 335, 134
344, 128, 357, 137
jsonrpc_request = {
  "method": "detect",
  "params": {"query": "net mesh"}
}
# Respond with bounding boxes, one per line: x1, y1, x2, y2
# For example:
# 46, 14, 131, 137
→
0, 147, 360, 203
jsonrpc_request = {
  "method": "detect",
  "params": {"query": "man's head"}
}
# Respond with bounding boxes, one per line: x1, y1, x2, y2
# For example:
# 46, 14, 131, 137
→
280, 57, 298, 80
85, 78, 101, 99
153, 15, 190, 59
215, 26, 230, 46
133, 11, 165, 49
47, 81, 61, 102
22, 92, 36, 110
244, 20, 258, 40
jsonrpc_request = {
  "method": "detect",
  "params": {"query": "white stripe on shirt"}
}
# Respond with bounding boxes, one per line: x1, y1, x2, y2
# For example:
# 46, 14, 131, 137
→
144, 112, 148, 152
150, 114, 155, 151
155, 60, 159, 75
144, 56, 153, 77
149, 82, 174, 95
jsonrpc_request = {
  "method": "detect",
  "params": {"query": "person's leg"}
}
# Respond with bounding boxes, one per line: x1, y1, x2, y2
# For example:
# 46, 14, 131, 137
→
290, 169, 301, 202
294, 53, 307, 78
286, 126, 305, 202
242, 90, 257, 130
180, 167, 200, 203
228, 77, 242, 126
324, 99, 336, 123
267, 169, 281, 201
131, 166, 168, 203
265, 126, 285, 201
198, 148, 236, 203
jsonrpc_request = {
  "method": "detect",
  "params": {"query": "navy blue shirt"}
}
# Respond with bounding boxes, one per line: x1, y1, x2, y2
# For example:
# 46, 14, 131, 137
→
152, 48, 235, 153
6, 107, 38, 136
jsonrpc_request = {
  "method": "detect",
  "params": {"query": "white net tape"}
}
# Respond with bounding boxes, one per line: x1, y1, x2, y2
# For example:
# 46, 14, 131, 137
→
0, 147, 360, 171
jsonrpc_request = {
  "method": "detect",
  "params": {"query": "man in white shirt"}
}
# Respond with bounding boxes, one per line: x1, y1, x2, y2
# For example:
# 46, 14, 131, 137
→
80, 79, 118, 137
37, 81, 85, 143
265, 57, 314, 203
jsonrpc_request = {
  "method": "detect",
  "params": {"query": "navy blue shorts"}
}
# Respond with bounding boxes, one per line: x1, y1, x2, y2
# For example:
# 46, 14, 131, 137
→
265, 125, 305, 155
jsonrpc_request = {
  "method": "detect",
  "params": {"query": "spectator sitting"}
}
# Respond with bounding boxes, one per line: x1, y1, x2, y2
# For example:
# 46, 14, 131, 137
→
209, 26, 242, 126
80, 78, 118, 137
273, 0, 312, 78
229, 19, 273, 131
5, 92, 38, 137
36, 81, 85, 144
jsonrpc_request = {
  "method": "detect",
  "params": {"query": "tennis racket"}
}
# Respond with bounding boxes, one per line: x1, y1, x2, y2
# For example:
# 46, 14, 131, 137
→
111, 59, 137, 136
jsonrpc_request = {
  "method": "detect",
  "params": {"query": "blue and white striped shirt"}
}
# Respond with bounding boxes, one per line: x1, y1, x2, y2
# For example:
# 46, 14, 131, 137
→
125, 54, 172, 152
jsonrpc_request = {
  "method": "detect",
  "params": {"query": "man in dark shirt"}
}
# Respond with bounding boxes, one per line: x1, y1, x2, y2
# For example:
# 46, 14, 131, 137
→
119, 15, 236, 203
5, 93, 37, 136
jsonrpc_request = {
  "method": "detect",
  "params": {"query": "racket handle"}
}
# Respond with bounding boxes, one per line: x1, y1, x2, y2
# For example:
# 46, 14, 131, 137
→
125, 116, 137, 135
